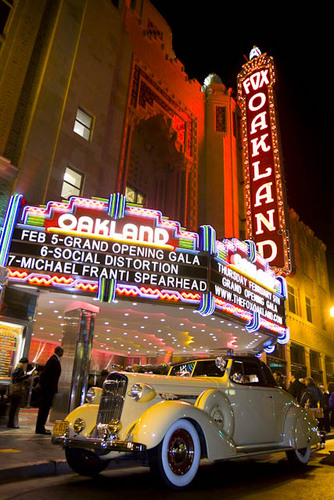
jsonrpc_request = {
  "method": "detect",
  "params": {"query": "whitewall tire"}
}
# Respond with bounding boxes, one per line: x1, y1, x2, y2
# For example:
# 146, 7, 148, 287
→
149, 418, 201, 489
286, 446, 311, 465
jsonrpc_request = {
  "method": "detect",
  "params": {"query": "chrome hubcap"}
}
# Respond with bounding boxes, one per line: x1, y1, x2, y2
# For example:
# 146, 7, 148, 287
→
167, 429, 194, 475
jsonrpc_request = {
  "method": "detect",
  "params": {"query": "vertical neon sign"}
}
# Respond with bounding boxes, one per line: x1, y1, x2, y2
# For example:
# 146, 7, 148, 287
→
0, 194, 23, 266
237, 49, 292, 274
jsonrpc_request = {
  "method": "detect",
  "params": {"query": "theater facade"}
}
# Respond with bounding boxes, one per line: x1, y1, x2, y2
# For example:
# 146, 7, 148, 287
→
0, 192, 288, 414
0, 0, 333, 408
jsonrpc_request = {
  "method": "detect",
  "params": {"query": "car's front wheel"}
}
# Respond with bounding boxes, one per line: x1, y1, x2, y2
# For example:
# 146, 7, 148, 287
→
149, 418, 201, 490
65, 448, 109, 476
286, 446, 311, 465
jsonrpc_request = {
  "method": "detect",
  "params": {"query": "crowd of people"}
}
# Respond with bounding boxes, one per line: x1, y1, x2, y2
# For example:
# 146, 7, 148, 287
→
273, 371, 334, 448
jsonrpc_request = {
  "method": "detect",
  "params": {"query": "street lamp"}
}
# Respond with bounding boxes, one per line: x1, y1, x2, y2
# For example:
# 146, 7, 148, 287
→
330, 306, 334, 318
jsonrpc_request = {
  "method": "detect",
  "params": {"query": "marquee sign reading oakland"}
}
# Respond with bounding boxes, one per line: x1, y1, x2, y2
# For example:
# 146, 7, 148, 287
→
0, 193, 288, 341
237, 48, 292, 274
3, 195, 208, 294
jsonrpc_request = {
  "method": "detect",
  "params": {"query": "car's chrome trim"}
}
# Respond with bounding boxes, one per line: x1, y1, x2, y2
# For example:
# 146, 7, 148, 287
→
159, 393, 197, 401
51, 434, 146, 453
236, 442, 290, 453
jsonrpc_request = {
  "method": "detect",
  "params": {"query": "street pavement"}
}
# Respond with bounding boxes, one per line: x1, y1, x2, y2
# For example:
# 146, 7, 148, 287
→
0, 408, 333, 485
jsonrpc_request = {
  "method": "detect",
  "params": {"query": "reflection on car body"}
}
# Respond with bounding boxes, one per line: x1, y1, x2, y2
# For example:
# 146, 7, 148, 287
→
52, 354, 320, 490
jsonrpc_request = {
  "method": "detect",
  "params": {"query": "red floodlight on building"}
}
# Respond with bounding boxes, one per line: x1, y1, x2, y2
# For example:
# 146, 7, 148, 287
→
237, 48, 293, 275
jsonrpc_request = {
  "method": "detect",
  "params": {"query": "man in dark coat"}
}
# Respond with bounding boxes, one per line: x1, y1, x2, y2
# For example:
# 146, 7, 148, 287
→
300, 377, 322, 408
35, 346, 64, 435
288, 373, 305, 403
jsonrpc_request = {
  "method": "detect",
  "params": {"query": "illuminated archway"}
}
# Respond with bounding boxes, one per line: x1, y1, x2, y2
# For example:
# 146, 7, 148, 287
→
127, 115, 188, 225
116, 64, 198, 230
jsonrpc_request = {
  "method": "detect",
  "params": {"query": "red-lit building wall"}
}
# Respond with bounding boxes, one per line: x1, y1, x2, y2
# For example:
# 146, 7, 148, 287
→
0, 0, 242, 237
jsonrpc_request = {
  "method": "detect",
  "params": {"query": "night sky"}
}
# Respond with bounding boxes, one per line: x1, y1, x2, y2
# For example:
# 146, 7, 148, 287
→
150, 2, 334, 289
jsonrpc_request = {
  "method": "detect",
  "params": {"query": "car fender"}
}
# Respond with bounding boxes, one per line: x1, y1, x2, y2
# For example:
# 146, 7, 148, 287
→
282, 404, 320, 448
195, 389, 234, 437
64, 403, 99, 437
131, 400, 237, 461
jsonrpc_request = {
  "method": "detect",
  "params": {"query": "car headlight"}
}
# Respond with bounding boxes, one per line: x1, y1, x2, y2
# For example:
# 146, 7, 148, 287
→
73, 418, 86, 434
85, 387, 99, 404
128, 383, 156, 402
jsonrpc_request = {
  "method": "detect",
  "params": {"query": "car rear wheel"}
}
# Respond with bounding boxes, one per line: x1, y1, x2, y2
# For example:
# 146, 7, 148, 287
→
65, 448, 109, 476
286, 446, 311, 465
149, 418, 201, 490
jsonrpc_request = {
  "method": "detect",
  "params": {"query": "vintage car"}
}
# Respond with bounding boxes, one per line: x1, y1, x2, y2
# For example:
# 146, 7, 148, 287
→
52, 354, 320, 490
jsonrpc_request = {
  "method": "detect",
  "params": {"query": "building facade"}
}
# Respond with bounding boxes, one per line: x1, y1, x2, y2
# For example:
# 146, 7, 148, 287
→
264, 209, 334, 387
0, 0, 333, 399
286, 210, 334, 385
0, 0, 244, 239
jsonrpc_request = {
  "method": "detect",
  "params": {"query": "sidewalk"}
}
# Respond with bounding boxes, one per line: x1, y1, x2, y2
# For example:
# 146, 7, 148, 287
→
0, 408, 71, 483
0, 409, 333, 484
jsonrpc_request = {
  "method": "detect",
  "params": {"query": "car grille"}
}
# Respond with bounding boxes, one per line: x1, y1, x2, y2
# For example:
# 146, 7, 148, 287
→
96, 372, 128, 426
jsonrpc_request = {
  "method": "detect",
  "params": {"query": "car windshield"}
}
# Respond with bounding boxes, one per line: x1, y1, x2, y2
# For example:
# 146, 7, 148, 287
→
169, 359, 225, 378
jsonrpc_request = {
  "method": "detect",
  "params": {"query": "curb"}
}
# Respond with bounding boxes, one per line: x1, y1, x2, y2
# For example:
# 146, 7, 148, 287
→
0, 460, 71, 484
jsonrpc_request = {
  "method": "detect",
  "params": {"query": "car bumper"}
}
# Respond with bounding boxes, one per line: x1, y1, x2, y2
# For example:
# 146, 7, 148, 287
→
51, 434, 146, 453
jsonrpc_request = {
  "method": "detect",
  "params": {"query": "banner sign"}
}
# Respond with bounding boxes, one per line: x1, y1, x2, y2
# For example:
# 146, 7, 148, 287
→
212, 239, 286, 331
237, 49, 292, 274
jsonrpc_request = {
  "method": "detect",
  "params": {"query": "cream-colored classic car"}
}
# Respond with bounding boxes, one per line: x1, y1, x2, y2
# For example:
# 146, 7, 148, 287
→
52, 355, 320, 490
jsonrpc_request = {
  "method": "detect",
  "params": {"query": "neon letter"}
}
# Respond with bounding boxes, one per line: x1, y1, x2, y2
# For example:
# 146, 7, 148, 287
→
58, 214, 77, 231
123, 223, 138, 240
243, 77, 252, 94
254, 182, 274, 207
259, 69, 269, 87
251, 134, 271, 157
138, 225, 153, 243
255, 209, 276, 234
77, 216, 93, 234
248, 92, 266, 111
252, 161, 272, 180
155, 228, 170, 244
94, 218, 110, 236
256, 240, 278, 263
250, 111, 267, 134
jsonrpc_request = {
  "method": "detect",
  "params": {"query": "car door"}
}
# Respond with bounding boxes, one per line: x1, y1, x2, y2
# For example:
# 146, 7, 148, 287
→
226, 359, 279, 446
259, 360, 287, 442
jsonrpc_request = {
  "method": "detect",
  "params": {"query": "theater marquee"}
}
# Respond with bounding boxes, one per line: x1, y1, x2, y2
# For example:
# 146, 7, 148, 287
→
0, 193, 288, 346
238, 48, 292, 274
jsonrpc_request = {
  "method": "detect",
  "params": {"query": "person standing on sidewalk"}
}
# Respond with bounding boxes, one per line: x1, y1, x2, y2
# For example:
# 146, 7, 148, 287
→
329, 382, 334, 428
35, 346, 64, 435
288, 373, 305, 403
7, 357, 35, 428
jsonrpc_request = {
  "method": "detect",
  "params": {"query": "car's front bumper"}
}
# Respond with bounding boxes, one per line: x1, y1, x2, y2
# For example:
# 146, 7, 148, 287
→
51, 434, 146, 453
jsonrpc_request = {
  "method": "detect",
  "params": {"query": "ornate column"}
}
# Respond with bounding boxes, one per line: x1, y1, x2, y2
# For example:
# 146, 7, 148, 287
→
51, 302, 99, 421
304, 346, 311, 378
285, 343, 292, 379
320, 353, 327, 387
